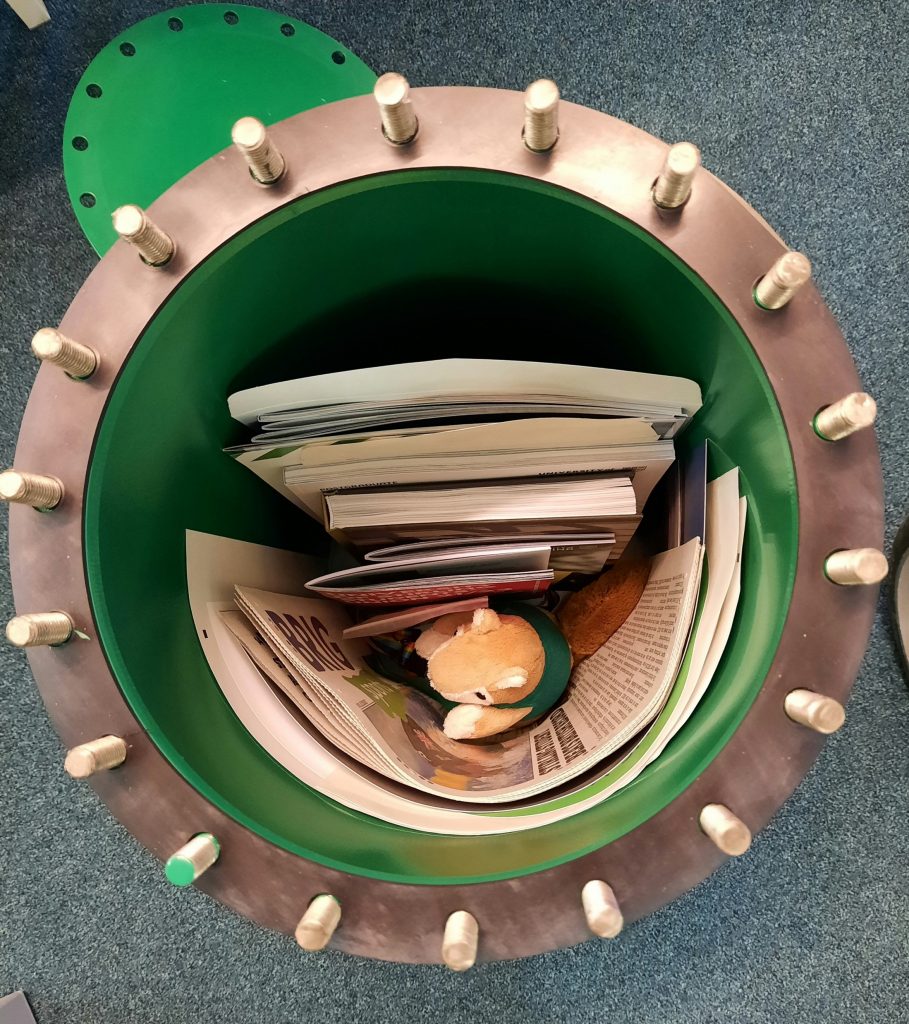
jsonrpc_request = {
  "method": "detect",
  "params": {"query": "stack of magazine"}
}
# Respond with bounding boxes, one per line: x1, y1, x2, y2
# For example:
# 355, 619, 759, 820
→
187, 359, 747, 834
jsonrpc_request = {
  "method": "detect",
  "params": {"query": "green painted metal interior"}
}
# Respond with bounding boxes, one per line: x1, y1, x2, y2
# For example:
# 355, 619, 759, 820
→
84, 169, 798, 884
63, 3, 376, 255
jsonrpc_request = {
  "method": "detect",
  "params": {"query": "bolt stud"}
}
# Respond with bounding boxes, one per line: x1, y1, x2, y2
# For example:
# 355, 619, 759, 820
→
814, 392, 877, 441
754, 251, 812, 309
699, 804, 752, 856
523, 79, 560, 152
0, 469, 63, 510
442, 910, 479, 971
6, 612, 73, 648
784, 689, 846, 734
164, 833, 220, 887
295, 895, 341, 951
374, 72, 418, 145
825, 548, 888, 586
31, 327, 98, 379
64, 735, 127, 778
112, 205, 175, 266
231, 117, 286, 185
581, 880, 624, 938
653, 142, 701, 208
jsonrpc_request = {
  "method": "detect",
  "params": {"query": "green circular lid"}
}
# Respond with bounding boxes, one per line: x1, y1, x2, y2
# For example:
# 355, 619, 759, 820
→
63, 3, 376, 255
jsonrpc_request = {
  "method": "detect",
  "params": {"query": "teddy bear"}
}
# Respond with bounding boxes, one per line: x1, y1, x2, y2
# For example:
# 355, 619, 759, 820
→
413, 558, 651, 740
407, 557, 651, 741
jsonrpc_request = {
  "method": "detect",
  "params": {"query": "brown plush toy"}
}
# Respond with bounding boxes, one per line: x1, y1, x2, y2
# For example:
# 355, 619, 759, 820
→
411, 558, 651, 742
557, 558, 651, 659
416, 608, 547, 740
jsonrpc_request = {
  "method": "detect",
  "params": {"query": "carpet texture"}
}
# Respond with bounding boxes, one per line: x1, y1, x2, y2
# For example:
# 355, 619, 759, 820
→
1, 2, 907, 1022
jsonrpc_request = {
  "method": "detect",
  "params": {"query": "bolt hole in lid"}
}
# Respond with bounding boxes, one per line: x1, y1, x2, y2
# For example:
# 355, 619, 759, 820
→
63, 4, 377, 255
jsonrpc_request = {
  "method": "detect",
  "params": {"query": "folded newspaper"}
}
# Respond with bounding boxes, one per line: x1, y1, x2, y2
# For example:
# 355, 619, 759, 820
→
220, 536, 703, 804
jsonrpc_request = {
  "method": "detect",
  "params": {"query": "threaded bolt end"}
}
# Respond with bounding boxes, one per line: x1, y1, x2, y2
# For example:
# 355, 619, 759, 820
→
0, 469, 63, 510
6, 611, 74, 648
814, 392, 877, 441
295, 894, 342, 951
442, 910, 479, 971
653, 142, 701, 208
64, 735, 128, 778
112, 205, 175, 266
523, 79, 560, 152
374, 73, 418, 144
754, 251, 812, 309
31, 327, 98, 379
825, 548, 888, 586
231, 117, 286, 185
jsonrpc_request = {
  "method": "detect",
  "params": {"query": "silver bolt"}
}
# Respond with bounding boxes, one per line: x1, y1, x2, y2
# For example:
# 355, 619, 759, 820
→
442, 910, 479, 971
814, 392, 877, 441
523, 79, 560, 152
6, 611, 74, 648
652, 142, 701, 209
581, 880, 624, 938
754, 251, 812, 309
31, 327, 98, 379
295, 894, 341, 951
374, 72, 418, 145
231, 116, 286, 185
112, 205, 175, 266
0, 469, 63, 510
64, 735, 128, 778
784, 689, 846, 734
825, 548, 888, 586
699, 803, 752, 856
165, 833, 220, 887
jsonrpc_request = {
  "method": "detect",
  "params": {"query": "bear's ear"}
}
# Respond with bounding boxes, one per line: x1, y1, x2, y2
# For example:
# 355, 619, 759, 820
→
494, 667, 529, 690
471, 608, 501, 635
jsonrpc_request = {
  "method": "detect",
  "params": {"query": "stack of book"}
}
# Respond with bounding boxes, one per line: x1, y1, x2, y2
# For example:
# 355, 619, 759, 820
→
228, 358, 702, 604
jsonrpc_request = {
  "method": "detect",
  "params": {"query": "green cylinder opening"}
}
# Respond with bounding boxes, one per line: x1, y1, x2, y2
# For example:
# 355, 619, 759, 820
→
84, 169, 797, 884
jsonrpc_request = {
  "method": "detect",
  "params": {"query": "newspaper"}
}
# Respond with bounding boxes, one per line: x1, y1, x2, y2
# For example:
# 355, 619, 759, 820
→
226, 537, 703, 804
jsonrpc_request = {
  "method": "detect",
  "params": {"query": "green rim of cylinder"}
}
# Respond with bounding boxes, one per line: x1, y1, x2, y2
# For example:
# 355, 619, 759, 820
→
83, 169, 798, 885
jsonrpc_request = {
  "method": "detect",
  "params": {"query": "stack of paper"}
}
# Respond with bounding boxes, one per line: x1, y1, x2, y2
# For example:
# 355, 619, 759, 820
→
187, 451, 746, 833
229, 362, 697, 565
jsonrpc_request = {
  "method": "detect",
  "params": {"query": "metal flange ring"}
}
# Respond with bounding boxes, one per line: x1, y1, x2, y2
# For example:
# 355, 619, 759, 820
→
8, 86, 883, 963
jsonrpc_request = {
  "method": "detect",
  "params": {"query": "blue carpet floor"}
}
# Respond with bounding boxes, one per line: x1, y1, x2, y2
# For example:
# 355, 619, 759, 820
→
1, 2, 908, 1021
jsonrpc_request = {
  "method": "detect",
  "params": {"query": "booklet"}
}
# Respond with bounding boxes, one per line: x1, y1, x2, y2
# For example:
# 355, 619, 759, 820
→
306, 544, 553, 605
228, 358, 703, 429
